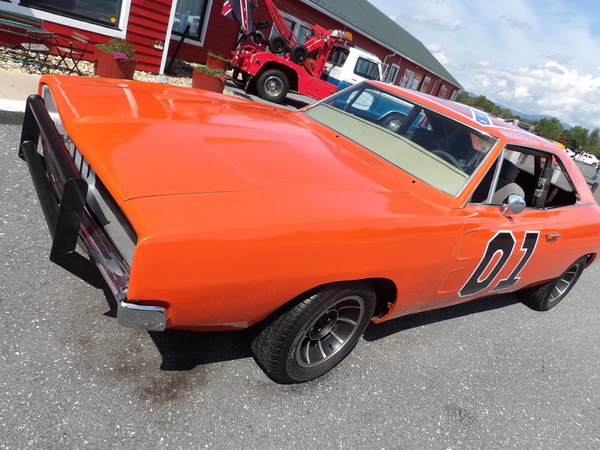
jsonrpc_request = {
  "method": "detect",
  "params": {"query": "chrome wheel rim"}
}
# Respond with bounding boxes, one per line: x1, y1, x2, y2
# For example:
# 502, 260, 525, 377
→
388, 119, 401, 132
264, 76, 284, 96
549, 264, 579, 303
295, 295, 366, 368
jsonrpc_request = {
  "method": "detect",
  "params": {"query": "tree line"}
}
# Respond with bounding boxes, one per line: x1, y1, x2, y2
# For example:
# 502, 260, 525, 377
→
455, 92, 600, 155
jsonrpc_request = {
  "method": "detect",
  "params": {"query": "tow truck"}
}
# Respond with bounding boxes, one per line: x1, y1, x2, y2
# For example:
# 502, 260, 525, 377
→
230, 0, 383, 103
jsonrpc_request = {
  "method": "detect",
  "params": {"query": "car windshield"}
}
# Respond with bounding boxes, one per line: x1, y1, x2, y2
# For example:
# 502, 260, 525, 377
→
303, 83, 498, 196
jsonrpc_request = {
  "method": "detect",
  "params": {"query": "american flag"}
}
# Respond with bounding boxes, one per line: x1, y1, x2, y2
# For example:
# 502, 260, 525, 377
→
221, 0, 252, 35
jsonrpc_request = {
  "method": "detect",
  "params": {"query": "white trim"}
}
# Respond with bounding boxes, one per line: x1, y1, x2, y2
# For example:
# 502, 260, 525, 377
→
159, 0, 180, 74
1, 0, 132, 38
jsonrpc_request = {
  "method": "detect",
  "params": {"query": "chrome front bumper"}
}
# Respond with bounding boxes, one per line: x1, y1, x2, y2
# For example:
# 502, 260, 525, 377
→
20, 94, 166, 332
117, 301, 166, 331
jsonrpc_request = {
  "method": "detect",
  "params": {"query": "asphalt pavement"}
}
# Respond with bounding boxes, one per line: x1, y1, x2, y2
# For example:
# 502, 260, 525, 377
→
1, 70, 599, 449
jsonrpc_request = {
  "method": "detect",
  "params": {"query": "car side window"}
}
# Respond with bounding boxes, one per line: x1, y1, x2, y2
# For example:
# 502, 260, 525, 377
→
471, 147, 579, 208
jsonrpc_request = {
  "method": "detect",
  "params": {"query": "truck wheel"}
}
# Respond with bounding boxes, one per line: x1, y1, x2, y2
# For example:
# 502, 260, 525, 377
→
256, 69, 289, 103
268, 34, 287, 54
290, 44, 308, 63
380, 113, 405, 132
251, 283, 376, 383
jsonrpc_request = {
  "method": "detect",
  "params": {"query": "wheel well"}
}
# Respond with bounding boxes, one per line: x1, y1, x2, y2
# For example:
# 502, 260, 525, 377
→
583, 253, 596, 268
253, 278, 398, 331
257, 62, 299, 91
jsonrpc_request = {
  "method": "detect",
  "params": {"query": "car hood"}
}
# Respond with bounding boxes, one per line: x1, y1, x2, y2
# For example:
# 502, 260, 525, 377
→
44, 76, 406, 203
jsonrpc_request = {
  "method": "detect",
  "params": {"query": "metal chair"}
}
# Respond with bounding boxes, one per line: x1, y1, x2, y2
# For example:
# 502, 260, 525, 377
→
20, 29, 55, 73
55, 31, 89, 75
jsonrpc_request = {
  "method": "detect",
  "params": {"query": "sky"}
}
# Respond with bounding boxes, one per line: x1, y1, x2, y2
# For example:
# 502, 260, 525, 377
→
366, 0, 600, 130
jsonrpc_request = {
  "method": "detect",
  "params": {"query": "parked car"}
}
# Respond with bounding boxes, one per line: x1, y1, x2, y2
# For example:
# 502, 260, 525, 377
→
574, 152, 599, 167
19, 76, 600, 384
565, 148, 576, 158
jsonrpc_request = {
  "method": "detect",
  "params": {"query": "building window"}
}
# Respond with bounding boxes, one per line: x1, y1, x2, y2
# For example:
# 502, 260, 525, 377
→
400, 69, 414, 88
386, 64, 399, 84
20, 0, 122, 28
173, 0, 210, 40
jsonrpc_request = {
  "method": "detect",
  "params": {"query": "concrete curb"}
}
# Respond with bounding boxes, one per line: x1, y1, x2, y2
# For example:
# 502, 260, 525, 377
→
0, 99, 26, 125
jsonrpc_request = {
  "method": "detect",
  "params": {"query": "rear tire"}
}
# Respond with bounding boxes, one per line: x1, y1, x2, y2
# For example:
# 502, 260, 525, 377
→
256, 69, 289, 103
251, 283, 376, 384
519, 256, 588, 311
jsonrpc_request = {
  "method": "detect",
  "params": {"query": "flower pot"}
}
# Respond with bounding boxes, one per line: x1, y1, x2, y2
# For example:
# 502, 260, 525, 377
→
94, 47, 138, 80
206, 55, 228, 71
192, 70, 226, 93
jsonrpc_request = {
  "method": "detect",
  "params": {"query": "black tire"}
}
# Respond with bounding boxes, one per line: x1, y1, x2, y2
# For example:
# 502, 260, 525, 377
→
380, 113, 404, 133
519, 256, 588, 311
251, 284, 376, 384
268, 34, 287, 54
290, 44, 308, 63
250, 30, 265, 46
256, 69, 289, 103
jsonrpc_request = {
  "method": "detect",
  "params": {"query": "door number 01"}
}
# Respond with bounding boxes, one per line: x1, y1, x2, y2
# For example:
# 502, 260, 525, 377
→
460, 231, 540, 297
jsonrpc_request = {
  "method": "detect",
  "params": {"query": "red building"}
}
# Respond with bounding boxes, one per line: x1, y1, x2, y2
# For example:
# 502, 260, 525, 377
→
0, 0, 461, 98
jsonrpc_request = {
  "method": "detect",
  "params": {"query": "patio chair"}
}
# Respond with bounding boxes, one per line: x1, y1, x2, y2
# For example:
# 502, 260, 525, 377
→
55, 31, 89, 75
20, 29, 55, 73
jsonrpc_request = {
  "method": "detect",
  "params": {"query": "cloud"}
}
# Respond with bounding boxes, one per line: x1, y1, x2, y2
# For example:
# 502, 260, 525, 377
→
498, 15, 530, 29
462, 61, 600, 129
409, 15, 464, 31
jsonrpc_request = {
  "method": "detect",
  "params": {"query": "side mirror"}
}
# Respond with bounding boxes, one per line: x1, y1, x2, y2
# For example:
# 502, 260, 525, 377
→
501, 194, 526, 216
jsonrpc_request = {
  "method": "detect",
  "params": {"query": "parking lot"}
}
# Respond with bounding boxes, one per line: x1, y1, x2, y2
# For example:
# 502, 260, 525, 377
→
1, 119, 599, 449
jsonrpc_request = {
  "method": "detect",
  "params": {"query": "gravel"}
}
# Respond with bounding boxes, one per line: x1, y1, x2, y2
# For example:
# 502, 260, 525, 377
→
0, 43, 214, 88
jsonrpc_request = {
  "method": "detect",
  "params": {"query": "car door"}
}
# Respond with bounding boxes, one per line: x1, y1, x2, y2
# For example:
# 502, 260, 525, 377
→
437, 146, 585, 303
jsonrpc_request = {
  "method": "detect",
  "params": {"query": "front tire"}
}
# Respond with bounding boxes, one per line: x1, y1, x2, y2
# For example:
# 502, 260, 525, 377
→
251, 284, 376, 384
256, 69, 289, 103
519, 256, 588, 311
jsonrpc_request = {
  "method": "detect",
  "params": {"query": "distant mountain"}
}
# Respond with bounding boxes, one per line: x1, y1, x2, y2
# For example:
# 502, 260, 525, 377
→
502, 105, 572, 129
464, 92, 572, 129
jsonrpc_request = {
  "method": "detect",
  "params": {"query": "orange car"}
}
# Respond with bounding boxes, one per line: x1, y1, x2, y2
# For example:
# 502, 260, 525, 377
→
19, 76, 600, 383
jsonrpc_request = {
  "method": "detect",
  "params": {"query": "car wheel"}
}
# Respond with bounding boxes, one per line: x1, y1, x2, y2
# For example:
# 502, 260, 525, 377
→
251, 283, 376, 384
256, 69, 289, 103
519, 256, 588, 311
380, 113, 404, 133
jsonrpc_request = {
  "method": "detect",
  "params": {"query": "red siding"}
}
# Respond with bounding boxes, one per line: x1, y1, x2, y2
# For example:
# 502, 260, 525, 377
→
125, 0, 172, 71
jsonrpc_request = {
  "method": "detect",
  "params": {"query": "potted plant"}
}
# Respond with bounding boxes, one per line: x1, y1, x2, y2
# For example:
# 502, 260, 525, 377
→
206, 52, 230, 71
192, 65, 230, 93
94, 38, 138, 79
